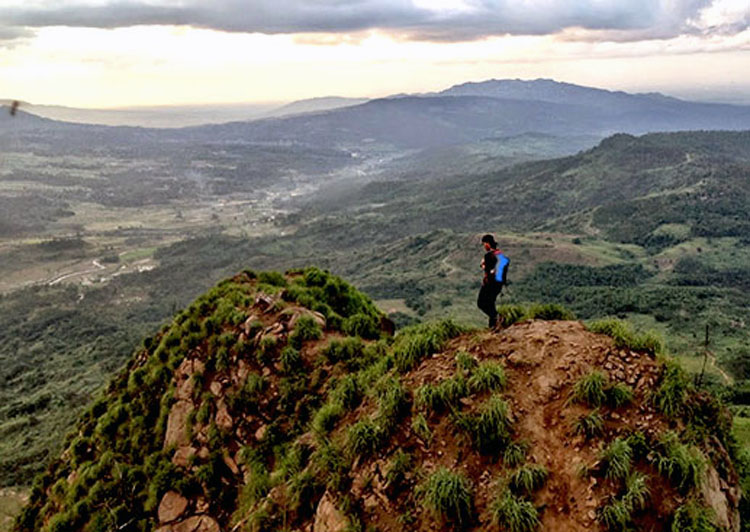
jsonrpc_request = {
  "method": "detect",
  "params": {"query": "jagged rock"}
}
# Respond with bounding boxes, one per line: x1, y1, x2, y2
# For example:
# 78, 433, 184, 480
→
702, 465, 740, 532
314, 491, 348, 532
164, 400, 194, 448
223, 454, 240, 475
215, 400, 233, 431
158, 491, 188, 523
175, 377, 194, 401
172, 446, 197, 467
173, 515, 220, 532
209, 380, 223, 397
255, 293, 274, 311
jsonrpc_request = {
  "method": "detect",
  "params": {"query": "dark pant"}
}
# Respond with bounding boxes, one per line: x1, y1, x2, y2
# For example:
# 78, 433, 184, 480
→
477, 282, 503, 327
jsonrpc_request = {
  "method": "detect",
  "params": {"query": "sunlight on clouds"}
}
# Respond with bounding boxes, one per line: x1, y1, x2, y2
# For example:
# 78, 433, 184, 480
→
411, 0, 475, 13
2, 22, 749, 107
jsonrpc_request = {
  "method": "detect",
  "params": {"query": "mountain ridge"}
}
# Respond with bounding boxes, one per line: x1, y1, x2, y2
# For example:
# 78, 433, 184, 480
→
12, 268, 742, 532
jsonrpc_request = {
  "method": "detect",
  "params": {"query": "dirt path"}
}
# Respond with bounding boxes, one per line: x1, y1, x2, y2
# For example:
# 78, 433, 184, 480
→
47, 259, 105, 286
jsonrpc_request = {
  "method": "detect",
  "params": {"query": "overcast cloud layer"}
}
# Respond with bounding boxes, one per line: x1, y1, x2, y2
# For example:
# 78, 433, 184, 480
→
0, 0, 748, 44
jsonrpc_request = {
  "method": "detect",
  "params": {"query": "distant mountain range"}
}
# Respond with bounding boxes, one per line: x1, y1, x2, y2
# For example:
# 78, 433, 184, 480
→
3, 79, 750, 151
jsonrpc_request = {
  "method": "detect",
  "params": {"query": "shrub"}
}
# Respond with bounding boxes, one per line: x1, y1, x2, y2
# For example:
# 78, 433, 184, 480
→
652, 432, 705, 493
343, 313, 381, 340
496, 304, 527, 327
587, 318, 663, 355
607, 383, 634, 408
574, 409, 604, 439
321, 337, 364, 365
671, 500, 717, 532
509, 464, 548, 495
257, 271, 288, 287
491, 490, 540, 532
375, 377, 410, 432
416, 375, 469, 413
455, 351, 477, 372
622, 472, 650, 511
411, 413, 433, 446
280, 346, 302, 374
600, 438, 632, 480
599, 499, 630, 531
312, 402, 344, 435
347, 420, 385, 458
329, 374, 362, 410
653, 359, 691, 417
419, 468, 474, 526
503, 441, 529, 468
289, 315, 323, 349
571, 372, 608, 407
472, 395, 513, 454
468, 361, 507, 394
393, 320, 463, 373
526, 303, 575, 321
385, 450, 412, 491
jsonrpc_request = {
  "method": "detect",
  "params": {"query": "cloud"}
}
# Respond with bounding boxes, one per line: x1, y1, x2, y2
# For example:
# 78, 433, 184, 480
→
0, 0, 748, 43
0, 25, 35, 47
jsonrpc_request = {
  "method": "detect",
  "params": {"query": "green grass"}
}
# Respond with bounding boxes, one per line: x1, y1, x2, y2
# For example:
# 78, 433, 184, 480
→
570, 371, 608, 407
671, 500, 717, 532
491, 490, 540, 532
416, 375, 469, 413
652, 432, 705, 493
419, 468, 473, 526
411, 413, 433, 446
508, 464, 548, 495
573, 409, 604, 439
467, 361, 507, 394
587, 318, 663, 356
599, 438, 633, 480
652, 359, 691, 417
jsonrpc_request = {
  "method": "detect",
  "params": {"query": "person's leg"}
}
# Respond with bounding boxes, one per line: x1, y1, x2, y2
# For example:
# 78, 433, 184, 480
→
488, 283, 503, 328
477, 284, 491, 321
478, 284, 497, 328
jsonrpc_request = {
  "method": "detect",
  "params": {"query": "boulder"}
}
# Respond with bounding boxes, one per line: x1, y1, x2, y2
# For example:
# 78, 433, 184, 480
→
215, 400, 233, 431
172, 446, 197, 467
158, 491, 188, 523
702, 465, 740, 532
164, 400, 194, 448
173, 516, 220, 532
314, 491, 348, 532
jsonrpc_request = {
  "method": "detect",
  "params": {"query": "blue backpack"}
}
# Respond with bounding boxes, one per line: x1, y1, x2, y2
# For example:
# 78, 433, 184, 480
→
492, 250, 510, 284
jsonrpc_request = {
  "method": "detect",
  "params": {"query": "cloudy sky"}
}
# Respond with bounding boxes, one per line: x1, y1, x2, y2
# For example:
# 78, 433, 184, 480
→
0, 0, 749, 107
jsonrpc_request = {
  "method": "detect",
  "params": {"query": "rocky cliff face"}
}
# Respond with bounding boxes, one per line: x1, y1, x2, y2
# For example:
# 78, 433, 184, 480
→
14, 268, 741, 531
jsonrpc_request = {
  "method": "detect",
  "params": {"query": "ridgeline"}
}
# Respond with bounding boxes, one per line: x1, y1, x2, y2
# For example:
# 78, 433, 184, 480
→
14, 268, 742, 531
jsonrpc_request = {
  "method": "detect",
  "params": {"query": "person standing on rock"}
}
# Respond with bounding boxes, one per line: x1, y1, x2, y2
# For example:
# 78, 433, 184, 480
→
478, 234, 508, 328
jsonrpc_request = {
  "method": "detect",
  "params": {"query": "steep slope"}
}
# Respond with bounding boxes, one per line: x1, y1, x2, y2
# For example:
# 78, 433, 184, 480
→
14, 269, 741, 532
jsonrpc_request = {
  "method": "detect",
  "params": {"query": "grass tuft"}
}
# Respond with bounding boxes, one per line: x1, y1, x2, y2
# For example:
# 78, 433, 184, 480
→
600, 438, 632, 480
503, 440, 529, 468
587, 318, 663, 355
652, 431, 705, 493
671, 500, 717, 532
571, 371, 608, 407
652, 359, 691, 418
491, 490, 540, 532
573, 409, 604, 439
509, 464, 548, 495
416, 375, 468, 413
419, 468, 474, 526
468, 361, 507, 394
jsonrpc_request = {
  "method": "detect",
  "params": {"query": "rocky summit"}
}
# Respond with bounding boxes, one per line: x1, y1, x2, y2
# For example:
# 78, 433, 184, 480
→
14, 268, 741, 531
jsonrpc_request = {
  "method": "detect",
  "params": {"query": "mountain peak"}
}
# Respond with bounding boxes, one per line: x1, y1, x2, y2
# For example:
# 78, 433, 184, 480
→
13, 268, 740, 532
